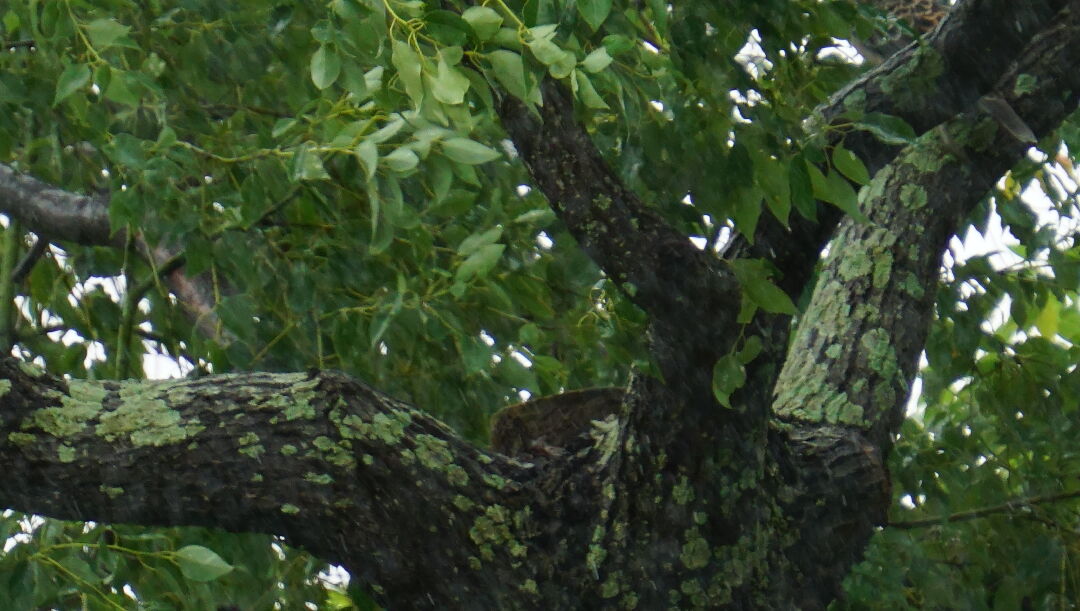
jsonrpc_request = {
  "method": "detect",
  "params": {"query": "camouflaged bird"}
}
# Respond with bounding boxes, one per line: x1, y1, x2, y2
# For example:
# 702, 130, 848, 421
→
855, 0, 952, 63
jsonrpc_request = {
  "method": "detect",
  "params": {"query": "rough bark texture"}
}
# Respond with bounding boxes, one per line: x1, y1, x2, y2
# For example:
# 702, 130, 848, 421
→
1, 0, 1080, 608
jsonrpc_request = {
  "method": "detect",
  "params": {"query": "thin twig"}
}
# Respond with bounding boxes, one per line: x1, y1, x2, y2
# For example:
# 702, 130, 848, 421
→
890, 490, 1080, 529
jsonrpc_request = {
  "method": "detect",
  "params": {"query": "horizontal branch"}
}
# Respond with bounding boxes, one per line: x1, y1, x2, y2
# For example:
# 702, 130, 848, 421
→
889, 490, 1080, 529
0, 164, 119, 247
0, 164, 225, 343
0, 359, 605, 607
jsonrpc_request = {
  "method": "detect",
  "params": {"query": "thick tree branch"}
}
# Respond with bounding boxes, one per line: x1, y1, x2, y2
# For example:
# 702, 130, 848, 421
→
496, 82, 741, 364
736, 0, 1070, 301
0, 359, 613, 608
769, 9, 1080, 603
775, 2, 1080, 444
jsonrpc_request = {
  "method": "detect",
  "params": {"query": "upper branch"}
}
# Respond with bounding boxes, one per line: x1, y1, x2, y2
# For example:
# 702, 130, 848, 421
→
773, 1, 1080, 447
0, 164, 223, 341
0, 164, 118, 247
496, 81, 742, 362
734, 0, 1070, 300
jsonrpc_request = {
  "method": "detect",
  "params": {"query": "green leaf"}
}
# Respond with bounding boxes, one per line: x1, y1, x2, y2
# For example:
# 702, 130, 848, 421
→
788, 156, 816, 220
310, 45, 342, 90
423, 10, 471, 46
581, 47, 613, 73
455, 243, 505, 283
431, 53, 470, 105
441, 137, 500, 165
729, 259, 797, 315
53, 63, 90, 105
457, 226, 503, 256
391, 40, 425, 105
291, 144, 330, 181
461, 6, 502, 40
174, 545, 233, 582
1036, 295, 1061, 338
602, 34, 634, 55
103, 70, 138, 106
573, 70, 608, 109
731, 186, 763, 239
527, 36, 572, 67
808, 162, 867, 222
755, 158, 791, 225
577, 0, 613, 30
488, 50, 529, 102
832, 144, 871, 185
85, 18, 131, 50
855, 112, 917, 145
383, 147, 419, 172
711, 355, 746, 408
355, 140, 378, 180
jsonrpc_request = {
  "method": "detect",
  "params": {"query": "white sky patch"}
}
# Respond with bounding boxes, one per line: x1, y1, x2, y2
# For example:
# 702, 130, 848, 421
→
510, 350, 532, 368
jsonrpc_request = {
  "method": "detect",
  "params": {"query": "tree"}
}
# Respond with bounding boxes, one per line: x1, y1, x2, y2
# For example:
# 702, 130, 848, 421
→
1, 0, 1079, 607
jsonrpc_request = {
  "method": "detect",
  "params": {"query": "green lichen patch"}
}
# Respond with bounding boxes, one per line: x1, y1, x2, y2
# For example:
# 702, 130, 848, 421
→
18, 361, 44, 378
95, 382, 204, 447
1014, 73, 1037, 96
672, 476, 694, 505
822, 391, 864, 425
590, 414, 621, 466
311, 435, 354, 468
879, 46, 944, 110
7, 432, 35, 445
861, 328, 899, 380
99, 485, 124, 499
57, 444, 76, 463
601, 571, 623, 598
414, 434, 454, 470
24, 380, 109, 439
26, 403, 100, 438
413, 434, 471, 486
337, 409, 412, 445
902, 271, 925, 298
280, 503, 301, 514
0, 379, 11, 397
482, 473, 507, 490
452, 494, 474, 512
872, 252, 893, 289
681, 527, 711, 569
304, 472, 334, 485
900, 184, 928, 210
239, 443, 265, 459
468, 505, 524, 561
838, 252, 872, 281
